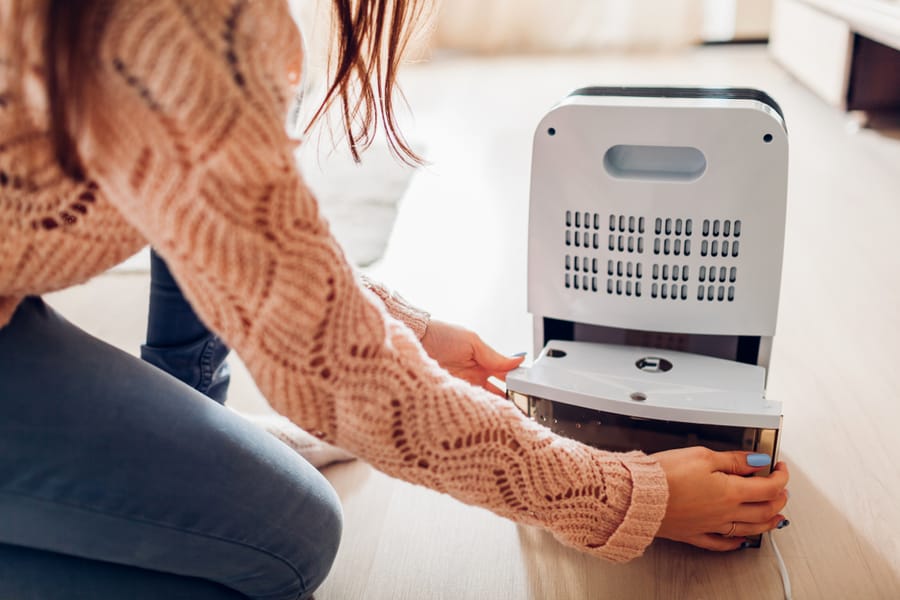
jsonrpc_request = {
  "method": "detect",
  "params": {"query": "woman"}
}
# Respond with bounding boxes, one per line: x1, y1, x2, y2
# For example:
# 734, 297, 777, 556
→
0, 1, 789, 598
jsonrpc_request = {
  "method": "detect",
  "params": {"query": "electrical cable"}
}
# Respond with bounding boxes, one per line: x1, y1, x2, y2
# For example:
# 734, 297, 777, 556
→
769, 532, 792, 600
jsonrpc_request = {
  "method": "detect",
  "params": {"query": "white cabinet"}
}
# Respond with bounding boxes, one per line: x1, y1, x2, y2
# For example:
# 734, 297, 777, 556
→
770, 0, 900, 111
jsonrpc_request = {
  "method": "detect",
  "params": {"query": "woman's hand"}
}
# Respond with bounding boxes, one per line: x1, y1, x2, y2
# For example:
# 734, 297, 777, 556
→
652, 447, 790, 551
420, 320, 525, 396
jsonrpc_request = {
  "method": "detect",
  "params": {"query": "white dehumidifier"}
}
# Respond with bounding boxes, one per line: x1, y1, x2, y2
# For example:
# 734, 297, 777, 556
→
506, 87, 788, 547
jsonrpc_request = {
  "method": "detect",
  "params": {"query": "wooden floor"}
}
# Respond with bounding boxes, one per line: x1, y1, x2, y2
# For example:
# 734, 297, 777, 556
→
47, 45, 900, 599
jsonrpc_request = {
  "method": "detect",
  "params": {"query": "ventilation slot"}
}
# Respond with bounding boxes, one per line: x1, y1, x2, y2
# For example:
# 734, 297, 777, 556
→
568, 230, 601, 249
603, 213, 645, 255
653, 217, 693, 257
563, 210, 624, 293
698, 265, 738, 284
696, 283, 736, 302
701, 219, 741, 256
700, 219, 744, 237
564, 254, 600, 292
652, 264, 690, 282
651, 283, 689, 301
565, 211, 742, 302
606, 259, 643, 298
565, 210, 603, 249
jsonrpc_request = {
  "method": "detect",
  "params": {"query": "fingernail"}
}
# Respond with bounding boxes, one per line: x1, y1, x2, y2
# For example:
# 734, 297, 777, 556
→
785, 489, 790, 499
740, 541, 752, 549
747, 453, 771, 467
511, 352, 527, 358
777, 519, 790, 529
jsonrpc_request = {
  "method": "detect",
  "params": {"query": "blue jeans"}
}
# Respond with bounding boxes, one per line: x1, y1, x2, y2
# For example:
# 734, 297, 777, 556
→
141, 249, 233, 404
0, 254, 342, 599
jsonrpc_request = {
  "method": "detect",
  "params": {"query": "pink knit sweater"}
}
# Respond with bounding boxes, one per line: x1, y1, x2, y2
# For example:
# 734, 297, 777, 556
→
0, 0, 668, 562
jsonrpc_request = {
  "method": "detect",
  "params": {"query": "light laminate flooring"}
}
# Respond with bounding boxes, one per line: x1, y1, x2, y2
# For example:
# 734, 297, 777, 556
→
46, 44, 900, 599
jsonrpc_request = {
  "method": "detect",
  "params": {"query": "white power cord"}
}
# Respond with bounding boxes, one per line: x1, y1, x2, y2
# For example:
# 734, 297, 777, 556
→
769, 532, 792, 600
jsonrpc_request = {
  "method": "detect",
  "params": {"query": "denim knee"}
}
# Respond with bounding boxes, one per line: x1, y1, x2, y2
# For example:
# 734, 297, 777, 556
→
264, 466, 343, 600
297, 482, 343, 599
202, 462, 343, 600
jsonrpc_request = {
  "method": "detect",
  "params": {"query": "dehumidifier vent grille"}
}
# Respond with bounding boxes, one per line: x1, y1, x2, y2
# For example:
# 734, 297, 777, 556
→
607, 213, 645, 254
561, 211, 744, 304
652, 217, 693, 257
696, 264, 738, 302
700, 219, 742, 257
564, 254, 601, 292
652, 264, 690, 282
697, 285, 736, 302
605, 259, 643, 298
564, 210, 603, 250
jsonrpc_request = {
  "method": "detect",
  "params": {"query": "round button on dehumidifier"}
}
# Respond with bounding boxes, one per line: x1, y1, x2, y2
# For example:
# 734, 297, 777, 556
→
635, 357, 673, 373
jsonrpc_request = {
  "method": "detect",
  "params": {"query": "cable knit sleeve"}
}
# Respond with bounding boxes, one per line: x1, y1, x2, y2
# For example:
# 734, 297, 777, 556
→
81, 0, 667, 562
359, 274, 429, 340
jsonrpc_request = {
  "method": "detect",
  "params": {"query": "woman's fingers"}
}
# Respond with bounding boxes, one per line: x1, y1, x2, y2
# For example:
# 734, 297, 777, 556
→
734, 490, 789, 523
653, 448, 791, 547
472, 337, 525, 375
709, 450, 772, 476
729, 461, 790, 503
484, 380, 506, 397
726, 514, 787, 538
687, 513, 787, 551
490, 370, 510, 382
771, 460, 789, 478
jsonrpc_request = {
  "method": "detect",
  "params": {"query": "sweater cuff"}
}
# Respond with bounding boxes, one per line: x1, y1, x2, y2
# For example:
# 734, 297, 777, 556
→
0, 295, 23, 330
599, 451, 669, 562
359, 276, 430, 340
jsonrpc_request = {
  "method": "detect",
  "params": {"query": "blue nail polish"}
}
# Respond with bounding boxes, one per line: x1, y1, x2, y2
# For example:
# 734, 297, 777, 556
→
511, 352, 527, 358
747, 453, 771, 467
777, 519, 790, 529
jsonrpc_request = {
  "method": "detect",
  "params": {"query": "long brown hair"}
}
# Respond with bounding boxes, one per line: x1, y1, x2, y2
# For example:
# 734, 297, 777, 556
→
45, 0, 425, 180
313, 0, 426, 165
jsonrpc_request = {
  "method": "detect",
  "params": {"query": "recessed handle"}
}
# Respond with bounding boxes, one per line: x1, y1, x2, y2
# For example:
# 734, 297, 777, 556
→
603, 144, 707, 182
